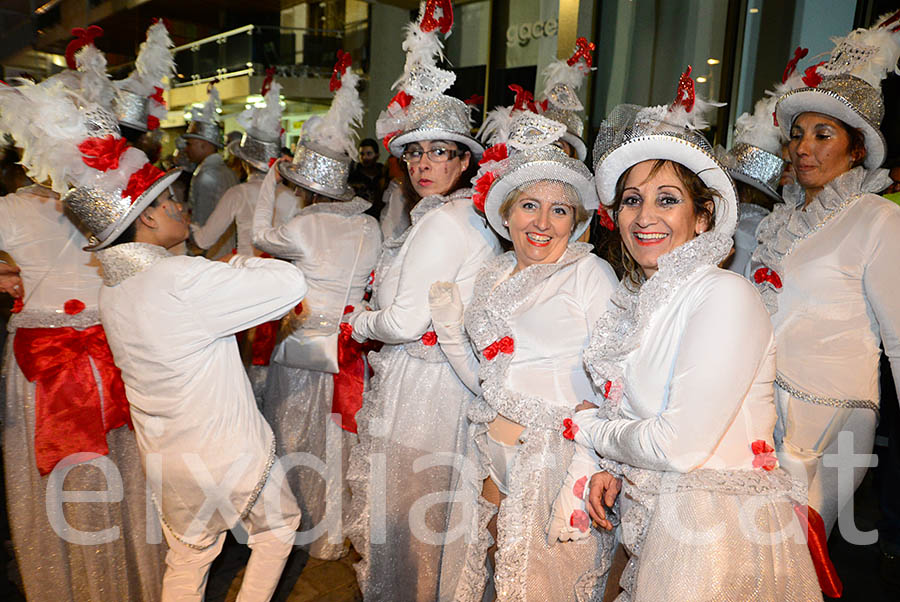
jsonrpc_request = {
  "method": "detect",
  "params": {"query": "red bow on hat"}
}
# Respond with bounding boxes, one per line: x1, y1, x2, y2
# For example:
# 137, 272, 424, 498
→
671, 65, 696, 113
597, 207, 615, 231
802, 62, 825, 88
472, 171, 496, 213
65, 25, 103, 70
420, 0, 454, 34
509, 84, 537, 113
567, 37, 595, 68
783, 47, 809, 84
78, 135, 130, 172
261, 66, 277, 96
479, 143, 508, 166
330, 50, 352, 92
753, 267, 782, 289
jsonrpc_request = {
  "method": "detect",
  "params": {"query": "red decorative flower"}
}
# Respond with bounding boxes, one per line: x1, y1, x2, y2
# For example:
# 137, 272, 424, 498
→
389, 90, 413, 109
569, 509, 589, 533
562, 418, 579, 440
482, 336, 514, 360
567, 37, 595, 68
509, 84, 537, 113
421, 331, 438, 346
268, 157, 278, 167
671, 65, 696, 113
602, 380, 612, 399
479, 143, 508, 166
367, 270, 375, 286
598, 207, 615, 231
11, 298, 24, 313
150, 86, 165, 104
751, 439, 778, 471
343, 305, 355, 315
122, 162, 165, 204
753, 267, 782, 289
802, 62, 825, 88
539, 98, 549, 112
293, 301, 304, 315
472, 171, 495, 213
419, 0, 454, 34
78, 135, 130, 172
146, 115, 160, 130
63, 299, 85, 315
573, 475, 587, 499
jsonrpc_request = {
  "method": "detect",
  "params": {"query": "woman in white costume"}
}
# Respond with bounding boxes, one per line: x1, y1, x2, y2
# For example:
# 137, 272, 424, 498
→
752, 13, 900, 536
566, 69, 824, 601
345, 4, 502, 599
252, 59, 381, 560
0, 36, 168, 600
434, 109, 618, 601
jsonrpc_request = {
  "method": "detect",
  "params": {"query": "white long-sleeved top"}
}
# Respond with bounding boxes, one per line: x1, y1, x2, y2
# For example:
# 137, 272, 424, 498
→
0, 185, 102, 316
575, 267, 778, 473
191, 171, 298, 256
379, 179, 411, 243
97, 243, 307, 547
352, 191, 502, 344
252, 169, 381, 317
727, 203, 769, 277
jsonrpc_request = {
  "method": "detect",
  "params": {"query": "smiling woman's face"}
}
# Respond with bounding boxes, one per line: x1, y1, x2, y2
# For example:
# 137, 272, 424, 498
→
617, 160, 710, 278
506, 180, 576, 272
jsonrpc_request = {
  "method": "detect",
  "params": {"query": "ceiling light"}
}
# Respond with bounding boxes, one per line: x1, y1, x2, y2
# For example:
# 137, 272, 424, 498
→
707, 58, 720, 65
696, 76, 708, 83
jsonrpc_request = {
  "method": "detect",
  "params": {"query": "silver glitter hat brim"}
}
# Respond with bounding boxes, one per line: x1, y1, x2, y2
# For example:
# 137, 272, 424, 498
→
484, 154, 599, 242
79, 169, 183, 251
232, 134, 282, 173
389, 129, 485, 159
728, 167, 783, 203
277, 159, 354, 201
594, 134, 738, 238
776, 87, 885, 169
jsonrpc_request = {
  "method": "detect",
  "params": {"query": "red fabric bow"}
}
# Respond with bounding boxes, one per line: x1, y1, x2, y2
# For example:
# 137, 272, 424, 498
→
390, 90, 414, 109
570, 509, 589, 533
750, 439, 777, 471
11, 298, 23, 313
671, 65, 696, 113
753, 267, 782, 289
509, 84, 537, 113
330, 50, 352, 92
261, 66, 277, 96
79, 135, 129, 172
147, 115, 161, 131
802, 62, 825, 88
482, 336, 514, 360
14, 325, 132, 475
567, 37, 595, 68
420, 0, 454, 34
421, 331, 438, 346
122, 163, 166, 204
562, 417, 579, 440
539, 98, 549, 112
597, 207, 615, 231
783, 47, 809, 84
602, 380, 612, 398
472, 171, 495, 213
479, 143, 508, 166
150, 86, 166, 105
65, 25, 103, 70
794, 505, 843, 597
332, 323, 381, 433
573, 475, 587, 499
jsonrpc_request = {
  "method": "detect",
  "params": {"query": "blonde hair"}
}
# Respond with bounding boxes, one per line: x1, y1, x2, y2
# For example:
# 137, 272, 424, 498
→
498, 180, 589, 231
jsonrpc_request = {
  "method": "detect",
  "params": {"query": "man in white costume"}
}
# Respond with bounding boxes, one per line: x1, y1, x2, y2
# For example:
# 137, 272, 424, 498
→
62, 110, 308, 599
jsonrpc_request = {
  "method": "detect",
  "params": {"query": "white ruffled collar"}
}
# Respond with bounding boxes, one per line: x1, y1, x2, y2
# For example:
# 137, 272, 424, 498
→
584, 231, 733, 417
97, 242, 172, 286
751, 166, 891, 314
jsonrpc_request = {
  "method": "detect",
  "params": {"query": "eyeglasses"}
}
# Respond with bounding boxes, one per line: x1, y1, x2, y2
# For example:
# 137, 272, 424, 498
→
401, 147, 461, 163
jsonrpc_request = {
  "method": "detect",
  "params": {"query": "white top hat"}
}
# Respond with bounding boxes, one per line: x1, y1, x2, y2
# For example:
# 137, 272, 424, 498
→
113, 20, 175, 133
537, 37, 595, 161
233, 72, 284, 172
183, 85, 225, 148
593, 66, 738, 239
775, 11, 900, 170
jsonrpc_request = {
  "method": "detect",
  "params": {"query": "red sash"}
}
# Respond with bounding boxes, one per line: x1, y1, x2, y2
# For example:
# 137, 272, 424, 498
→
331, 323, 380, 433
794, 504, 843, 597
13, 325, 132, 475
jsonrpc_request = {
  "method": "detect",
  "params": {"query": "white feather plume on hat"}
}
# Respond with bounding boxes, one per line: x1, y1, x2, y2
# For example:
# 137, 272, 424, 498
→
302, 70, 363, 159
236, 82, 283, 142
191, 86, 221, 124
818, 10, 900, 87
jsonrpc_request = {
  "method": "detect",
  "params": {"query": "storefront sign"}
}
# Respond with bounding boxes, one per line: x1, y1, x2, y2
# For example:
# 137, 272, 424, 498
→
506, 18, 558, 47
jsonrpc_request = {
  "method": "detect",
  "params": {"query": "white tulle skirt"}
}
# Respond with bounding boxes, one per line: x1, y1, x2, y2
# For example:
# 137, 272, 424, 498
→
346, 342, 473, 601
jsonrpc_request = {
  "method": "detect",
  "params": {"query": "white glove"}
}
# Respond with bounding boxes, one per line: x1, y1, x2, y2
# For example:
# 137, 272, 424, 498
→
547, 443, 600, 544
428, 281, 481, 394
